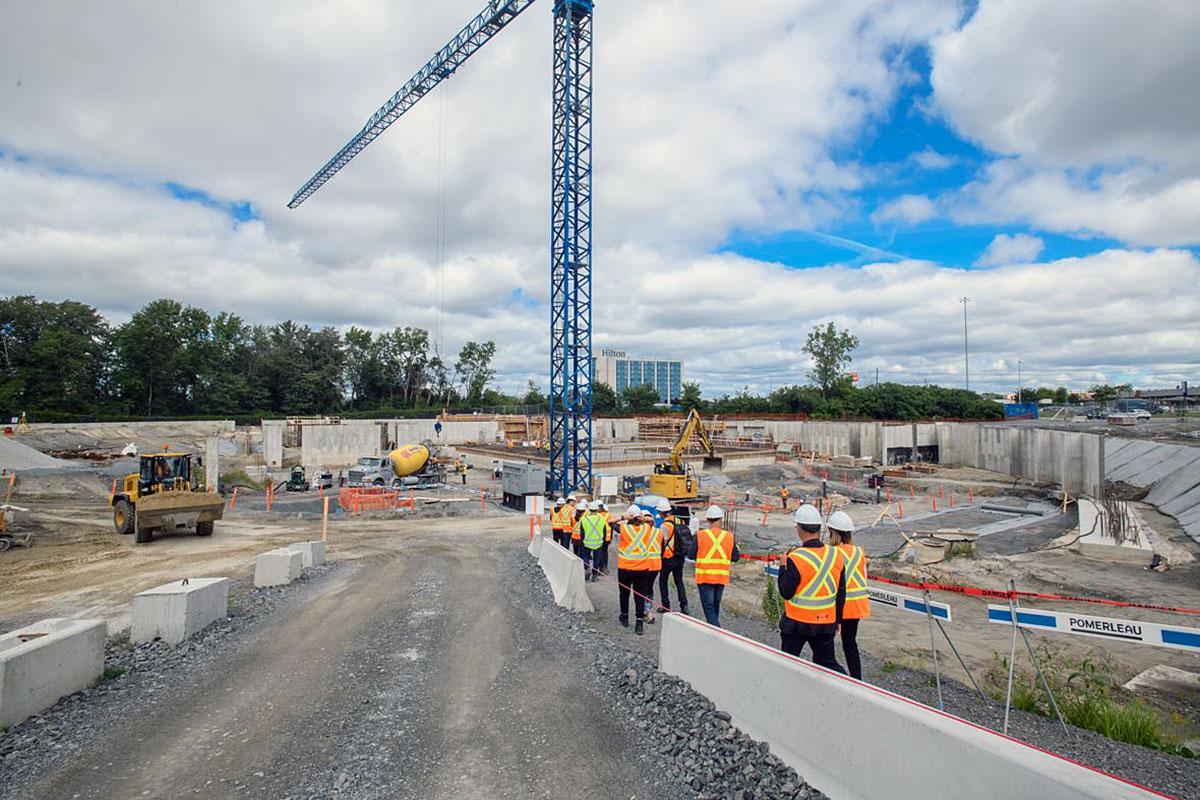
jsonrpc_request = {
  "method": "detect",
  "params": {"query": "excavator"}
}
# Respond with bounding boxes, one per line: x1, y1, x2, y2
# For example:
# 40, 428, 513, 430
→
647, 409, 724, 500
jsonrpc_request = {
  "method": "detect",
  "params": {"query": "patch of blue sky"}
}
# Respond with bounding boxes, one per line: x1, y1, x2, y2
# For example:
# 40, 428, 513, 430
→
718, 42, 1142, 271
164, 182, 258, 223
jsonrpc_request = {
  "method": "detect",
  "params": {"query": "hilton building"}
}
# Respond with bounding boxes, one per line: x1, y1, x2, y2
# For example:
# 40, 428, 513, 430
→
592, 349, 683, 406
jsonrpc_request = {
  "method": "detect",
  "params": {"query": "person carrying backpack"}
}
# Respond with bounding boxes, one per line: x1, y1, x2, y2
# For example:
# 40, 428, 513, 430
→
655, 499, 690, 615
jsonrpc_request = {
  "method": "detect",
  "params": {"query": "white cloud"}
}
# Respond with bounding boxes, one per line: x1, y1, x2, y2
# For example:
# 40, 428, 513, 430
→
870, 194, 937, 226
930, 1, 1200, 246
975, 233, 1044, 267
911, 148, 955, 170
0, 1, 1196, 397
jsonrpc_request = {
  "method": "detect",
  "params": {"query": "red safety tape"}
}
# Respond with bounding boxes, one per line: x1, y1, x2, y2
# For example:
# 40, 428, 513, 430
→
869, 575, 1200, 617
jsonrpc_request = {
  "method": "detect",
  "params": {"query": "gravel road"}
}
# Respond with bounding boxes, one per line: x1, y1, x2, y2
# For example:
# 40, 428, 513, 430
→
3, 525, 822, 799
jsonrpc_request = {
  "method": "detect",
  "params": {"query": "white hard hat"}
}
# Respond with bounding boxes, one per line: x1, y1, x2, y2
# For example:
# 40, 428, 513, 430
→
793, 504, 822, 526
555, 497, 565, 505
567, 494, 578, 502
599, 502, 608, 510
828, 510, 854, 533
704, 504, 724, 520
625, 504, 642, 517
656, 498, 672, 512
590, 500, 603, 511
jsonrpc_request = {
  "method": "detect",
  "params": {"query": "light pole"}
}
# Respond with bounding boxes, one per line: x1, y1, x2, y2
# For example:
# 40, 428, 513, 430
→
1017, 359, 1022, 403
960, 297, 971, 391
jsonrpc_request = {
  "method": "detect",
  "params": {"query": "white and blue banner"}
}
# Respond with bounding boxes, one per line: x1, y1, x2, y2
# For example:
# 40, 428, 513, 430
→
987, 605, 1200, 653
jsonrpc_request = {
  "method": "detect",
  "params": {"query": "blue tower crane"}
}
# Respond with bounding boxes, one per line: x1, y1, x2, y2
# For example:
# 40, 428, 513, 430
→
289, 0, 593, 496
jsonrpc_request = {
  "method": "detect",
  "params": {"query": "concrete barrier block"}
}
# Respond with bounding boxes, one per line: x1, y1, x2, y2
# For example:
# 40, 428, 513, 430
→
254, 548, 303, 588
286, 540, 326, 568
659, 614, 1158, 800
527, 531, 545, 559
0, 618, 107, 727
536, 538, 594, 613
131, 577, 230, 646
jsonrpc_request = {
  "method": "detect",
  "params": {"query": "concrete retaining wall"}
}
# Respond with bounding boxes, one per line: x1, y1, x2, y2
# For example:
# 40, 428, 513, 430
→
286, 540, 326, 568
131, 578, 230, 645
254, 548, 303, 588
535, 538, 594, 613
659, 614, 1158, 800
263, 420, 284, 468
300, 422, 382, 468
0, 618, 107, 727
936, 423, 1103, 498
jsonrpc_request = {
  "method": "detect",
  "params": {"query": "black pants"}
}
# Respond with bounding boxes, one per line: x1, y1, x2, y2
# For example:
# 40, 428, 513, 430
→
572, 540, 583, 557
658, 557, 687, 611
781, 630, 846, 674
553, 529, 570, 549
618, 569, 656, 620
594, 542, 610, 575
840, 618, 862, 680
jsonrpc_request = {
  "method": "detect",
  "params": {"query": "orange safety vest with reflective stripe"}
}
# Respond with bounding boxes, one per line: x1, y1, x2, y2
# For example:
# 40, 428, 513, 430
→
569, 506, 583, 540
551, 506, 571, 532
659, 517, 677, 560
837, 543, 870, 620
618, 522, 662, 571
694, 527, 734, 585
783, 544, 844, 625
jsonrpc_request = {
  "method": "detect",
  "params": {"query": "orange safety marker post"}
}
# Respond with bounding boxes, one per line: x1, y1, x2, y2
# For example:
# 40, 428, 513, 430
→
938, 482, 944, 498
231, 486, 239, 509
480, 490, 486, 512
968, 484, 974, 502
910, 484, 915, 498
898, 501, 904, 519
321, 496, 329, 542
886, 487, 893, 502
949, 493, 955, 508
761, 501, 769, 526
932, 497, 937, 512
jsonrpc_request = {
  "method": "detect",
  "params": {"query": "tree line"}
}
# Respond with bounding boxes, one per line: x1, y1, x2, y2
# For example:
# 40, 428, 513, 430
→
0, 296, 498, 420
2, 296, 1003, 422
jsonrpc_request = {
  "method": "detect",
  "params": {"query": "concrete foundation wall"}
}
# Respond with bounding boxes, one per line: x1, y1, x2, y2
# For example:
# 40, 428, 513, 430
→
131, 578, 230, 646
936, 423, 1102, 498
263, 420, 284, 468
1105, 438, 1200, 545
0, 618, 107, 727
300, 422, 382, 467
659, 614, 1158, 800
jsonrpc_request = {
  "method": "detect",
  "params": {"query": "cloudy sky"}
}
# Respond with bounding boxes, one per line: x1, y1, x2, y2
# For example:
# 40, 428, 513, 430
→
2, 0, 1198, 396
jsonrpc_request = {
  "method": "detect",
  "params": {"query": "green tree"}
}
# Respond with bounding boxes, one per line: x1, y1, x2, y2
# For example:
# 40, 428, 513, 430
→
621, 382, 661, 413
522, 380, 546, 407
454, 340, 495, 405
803, 322, 859, 399
680, 381, 705, 412
592, 381, 618, 414
112, 299, 212, 416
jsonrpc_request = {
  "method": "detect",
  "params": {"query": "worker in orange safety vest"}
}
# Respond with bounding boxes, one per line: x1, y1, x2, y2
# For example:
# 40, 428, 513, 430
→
617, 504, 662, 635
550, 497, 572, 549
828, 510, 868, 679
686, 505, 740, 627
777, 503, 846, 673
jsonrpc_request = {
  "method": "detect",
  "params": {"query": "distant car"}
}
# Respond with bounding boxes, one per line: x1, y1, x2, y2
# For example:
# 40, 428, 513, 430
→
1131, 409, 1152, 420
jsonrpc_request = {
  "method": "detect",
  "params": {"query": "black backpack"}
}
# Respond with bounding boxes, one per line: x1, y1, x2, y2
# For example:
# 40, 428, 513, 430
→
670, 521, 694, 559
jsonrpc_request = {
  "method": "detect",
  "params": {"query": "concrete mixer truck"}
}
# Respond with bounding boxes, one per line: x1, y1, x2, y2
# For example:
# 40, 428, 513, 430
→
346, 444, 448, 489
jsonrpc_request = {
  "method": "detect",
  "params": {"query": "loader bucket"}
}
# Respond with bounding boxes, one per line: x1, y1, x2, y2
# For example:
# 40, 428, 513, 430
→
135, 490, 224, 533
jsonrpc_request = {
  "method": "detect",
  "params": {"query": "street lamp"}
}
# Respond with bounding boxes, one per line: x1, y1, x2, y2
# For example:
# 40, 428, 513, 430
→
1017, 359, 1022, 403
960, 297, 971, 392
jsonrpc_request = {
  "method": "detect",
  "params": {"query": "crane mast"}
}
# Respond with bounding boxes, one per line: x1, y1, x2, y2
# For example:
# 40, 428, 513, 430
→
288, 0, 595, 495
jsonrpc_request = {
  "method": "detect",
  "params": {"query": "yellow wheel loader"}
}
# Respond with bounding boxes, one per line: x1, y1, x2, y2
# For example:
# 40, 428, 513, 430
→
111, 452, 224, 544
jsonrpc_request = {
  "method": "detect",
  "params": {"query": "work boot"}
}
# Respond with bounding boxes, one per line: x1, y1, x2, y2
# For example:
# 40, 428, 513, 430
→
635, 619, 644, 636
619, 614, 629, 628
680, 603, 689, 616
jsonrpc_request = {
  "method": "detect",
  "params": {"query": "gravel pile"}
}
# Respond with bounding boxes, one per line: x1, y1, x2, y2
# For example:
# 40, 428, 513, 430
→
511, 549, 829, 800
0, 438, 69, 471
0, 564, 336, 795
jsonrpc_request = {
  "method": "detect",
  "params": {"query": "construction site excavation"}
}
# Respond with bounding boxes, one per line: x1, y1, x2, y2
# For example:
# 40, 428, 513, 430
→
6, 1, 1200, 799
0, 413, 1198, 800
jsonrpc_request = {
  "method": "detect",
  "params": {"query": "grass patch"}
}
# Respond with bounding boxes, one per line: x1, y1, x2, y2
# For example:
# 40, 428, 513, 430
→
101, 665, 127, 682
986, 645, 1193, 758
881, 660, 900, 674
220, 470, 264, 492
760, 577, 782, 624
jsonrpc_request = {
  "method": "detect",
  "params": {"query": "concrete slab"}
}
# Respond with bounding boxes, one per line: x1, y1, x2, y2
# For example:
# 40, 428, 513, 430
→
131, 578, 230, 646
285, 541, 326, 568
0, 618, 106, 727
536, 538, 594, 613
254, 548, 303, 588
659, 614, 1159, 800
